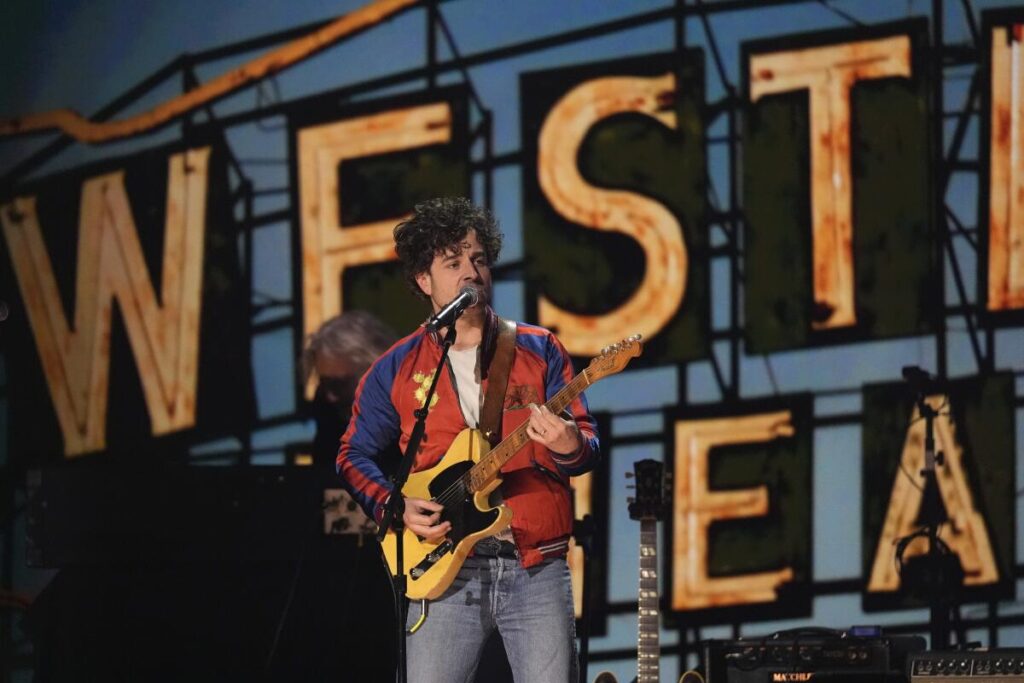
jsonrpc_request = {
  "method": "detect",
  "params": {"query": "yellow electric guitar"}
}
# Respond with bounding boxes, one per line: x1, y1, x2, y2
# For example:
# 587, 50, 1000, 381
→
381, 335, 643, 600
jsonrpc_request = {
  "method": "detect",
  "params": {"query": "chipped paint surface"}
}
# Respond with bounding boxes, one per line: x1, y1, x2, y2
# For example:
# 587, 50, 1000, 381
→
297, 102, 452, 398
988, 25, 1024, 312
0, 148, 211, 455
867, 394, 1000, 592
671, 412, 796, 610
537, 74, 686, 356
567, 472, 593, 618
751, 35, 912, 330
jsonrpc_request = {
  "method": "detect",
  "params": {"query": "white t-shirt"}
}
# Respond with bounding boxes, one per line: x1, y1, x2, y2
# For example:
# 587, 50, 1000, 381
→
447, 345, 481, 428
447, 344, 514, 545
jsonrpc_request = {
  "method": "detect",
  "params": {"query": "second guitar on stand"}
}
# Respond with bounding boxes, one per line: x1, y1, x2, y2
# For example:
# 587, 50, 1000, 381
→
593, 459, 694, 683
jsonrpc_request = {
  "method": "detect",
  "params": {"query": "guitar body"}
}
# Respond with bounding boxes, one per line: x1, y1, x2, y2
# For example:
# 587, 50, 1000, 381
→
379, 335, 643, 601
381, 428, 513, 600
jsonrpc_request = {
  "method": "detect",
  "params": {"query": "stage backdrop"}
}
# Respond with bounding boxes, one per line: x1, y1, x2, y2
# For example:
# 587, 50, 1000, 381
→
1, 1, 1023, 681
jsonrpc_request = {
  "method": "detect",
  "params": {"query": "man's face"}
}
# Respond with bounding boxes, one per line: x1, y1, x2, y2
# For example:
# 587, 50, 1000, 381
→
414, 230, 492, 318
314, 353, 358, 408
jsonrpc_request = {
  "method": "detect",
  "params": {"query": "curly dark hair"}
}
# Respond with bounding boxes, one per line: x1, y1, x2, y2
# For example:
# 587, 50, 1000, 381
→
393, 197, 503, 299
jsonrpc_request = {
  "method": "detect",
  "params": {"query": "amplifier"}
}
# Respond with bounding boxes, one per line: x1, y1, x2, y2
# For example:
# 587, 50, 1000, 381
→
909, 649, 1024, 682
703, 630, 926, 683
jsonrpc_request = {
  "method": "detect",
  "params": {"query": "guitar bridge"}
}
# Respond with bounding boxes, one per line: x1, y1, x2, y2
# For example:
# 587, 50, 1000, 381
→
410, 539, 453, 579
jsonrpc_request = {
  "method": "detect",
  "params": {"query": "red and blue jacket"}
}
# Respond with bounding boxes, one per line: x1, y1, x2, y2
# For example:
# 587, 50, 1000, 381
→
336, 309, 600, 567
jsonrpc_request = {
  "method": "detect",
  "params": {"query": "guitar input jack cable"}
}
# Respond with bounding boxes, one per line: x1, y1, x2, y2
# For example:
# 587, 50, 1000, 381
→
408, 599, 428, 634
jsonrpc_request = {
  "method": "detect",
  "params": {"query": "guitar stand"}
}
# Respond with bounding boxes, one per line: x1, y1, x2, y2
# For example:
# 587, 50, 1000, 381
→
377, 324, 457, 683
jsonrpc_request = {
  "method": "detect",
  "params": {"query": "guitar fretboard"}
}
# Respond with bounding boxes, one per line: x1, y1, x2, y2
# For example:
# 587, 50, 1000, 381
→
464, 370, 591, 492
638, 518, 659, 683
634, 520, 659, 679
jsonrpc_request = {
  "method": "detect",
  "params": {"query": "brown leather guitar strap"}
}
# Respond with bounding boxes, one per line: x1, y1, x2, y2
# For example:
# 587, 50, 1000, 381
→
479, 318, 516, 447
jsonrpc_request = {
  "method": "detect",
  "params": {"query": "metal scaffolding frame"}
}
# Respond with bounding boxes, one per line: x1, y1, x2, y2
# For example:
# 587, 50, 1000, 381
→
2, 0, 1024, 679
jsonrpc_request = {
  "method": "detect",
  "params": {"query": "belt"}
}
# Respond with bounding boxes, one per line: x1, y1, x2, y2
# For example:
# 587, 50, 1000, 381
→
474, 538, 518, 559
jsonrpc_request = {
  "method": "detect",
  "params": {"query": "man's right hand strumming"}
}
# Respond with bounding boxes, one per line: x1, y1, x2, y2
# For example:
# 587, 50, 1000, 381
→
403, 497, 451, 540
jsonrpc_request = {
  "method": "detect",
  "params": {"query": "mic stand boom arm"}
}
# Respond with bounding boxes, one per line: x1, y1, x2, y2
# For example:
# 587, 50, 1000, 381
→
376, 324, 457, 683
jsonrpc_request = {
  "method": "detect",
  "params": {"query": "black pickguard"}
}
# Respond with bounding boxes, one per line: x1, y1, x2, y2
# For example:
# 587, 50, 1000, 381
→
428, 460, 499, 549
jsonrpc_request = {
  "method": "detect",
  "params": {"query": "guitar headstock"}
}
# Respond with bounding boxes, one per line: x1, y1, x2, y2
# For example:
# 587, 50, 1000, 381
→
585, 334, 643, 382
627, 459, 667, 521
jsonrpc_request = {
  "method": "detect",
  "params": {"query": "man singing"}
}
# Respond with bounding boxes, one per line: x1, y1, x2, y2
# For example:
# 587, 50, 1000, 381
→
336, 196, 600, 682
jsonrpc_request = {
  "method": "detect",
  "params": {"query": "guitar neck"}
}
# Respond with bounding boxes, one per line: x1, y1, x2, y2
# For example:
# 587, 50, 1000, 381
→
638, 517, 659, 683
466, 370, 591, 492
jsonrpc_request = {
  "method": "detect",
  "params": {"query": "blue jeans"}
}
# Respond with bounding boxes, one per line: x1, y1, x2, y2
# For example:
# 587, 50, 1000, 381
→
404, 555, 578, 683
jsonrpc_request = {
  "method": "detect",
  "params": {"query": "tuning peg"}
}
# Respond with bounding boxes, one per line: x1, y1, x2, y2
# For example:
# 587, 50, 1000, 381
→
625, 472, 635, 478
625, 484, 636, 490
627, 497, 635, 505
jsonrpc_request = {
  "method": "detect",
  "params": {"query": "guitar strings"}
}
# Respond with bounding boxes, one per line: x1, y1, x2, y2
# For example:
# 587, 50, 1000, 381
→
427, 426, 515, 509
427, 376, 585, 510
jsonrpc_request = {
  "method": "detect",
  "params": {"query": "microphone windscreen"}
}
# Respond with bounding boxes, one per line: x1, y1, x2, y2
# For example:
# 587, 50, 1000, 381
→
902, 365, 928, 381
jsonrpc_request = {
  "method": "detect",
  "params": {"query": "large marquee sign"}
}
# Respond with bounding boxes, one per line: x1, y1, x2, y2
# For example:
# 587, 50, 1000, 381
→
743, 21, 938, 353
521, 51, 708, 363
288, 86, 471, 397
664, 396, 813, 624
862, 373, 1016, 610
0, 7, 1020, 628
982, 11, 1024, 317
0, 136, 252, 460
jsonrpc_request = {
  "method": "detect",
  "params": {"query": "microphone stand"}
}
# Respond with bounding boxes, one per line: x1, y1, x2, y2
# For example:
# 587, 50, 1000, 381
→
916, 390, 951, 650
376, 323, 457, 683
895, 370, 962, 651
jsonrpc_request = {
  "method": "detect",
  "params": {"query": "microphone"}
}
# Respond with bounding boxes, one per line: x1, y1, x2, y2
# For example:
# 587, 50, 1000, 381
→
901, 365, 934, 386
424, 285, 480, 332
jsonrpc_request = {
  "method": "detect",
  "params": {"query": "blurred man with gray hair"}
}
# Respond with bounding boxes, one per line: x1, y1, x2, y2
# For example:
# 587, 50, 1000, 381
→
301, 310, 397, 470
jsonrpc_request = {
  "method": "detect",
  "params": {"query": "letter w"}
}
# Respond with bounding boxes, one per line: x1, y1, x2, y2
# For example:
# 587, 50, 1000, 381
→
1, 147, 210, 456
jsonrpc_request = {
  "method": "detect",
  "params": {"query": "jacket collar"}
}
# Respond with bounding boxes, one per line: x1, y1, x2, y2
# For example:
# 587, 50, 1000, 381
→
425, 306, 500, 377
